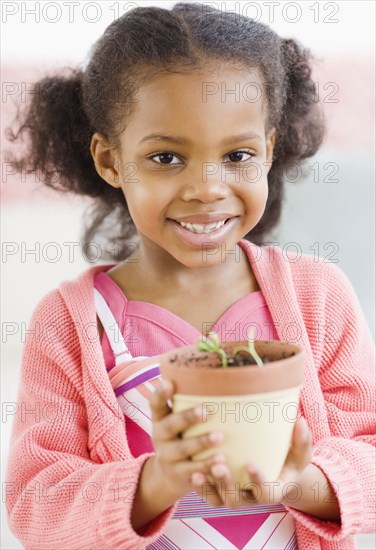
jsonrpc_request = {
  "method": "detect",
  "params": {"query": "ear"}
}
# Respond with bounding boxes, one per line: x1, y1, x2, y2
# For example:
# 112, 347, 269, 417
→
90, 132, 121, 188
265, 127, 276, 174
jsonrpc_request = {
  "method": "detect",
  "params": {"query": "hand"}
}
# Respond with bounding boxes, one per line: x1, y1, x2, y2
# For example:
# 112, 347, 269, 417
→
150, 379, 227, 501
191, 417, 313, 508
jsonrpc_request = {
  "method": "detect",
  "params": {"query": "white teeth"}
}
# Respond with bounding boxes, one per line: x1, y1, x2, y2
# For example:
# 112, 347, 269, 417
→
177, 219, 227, 234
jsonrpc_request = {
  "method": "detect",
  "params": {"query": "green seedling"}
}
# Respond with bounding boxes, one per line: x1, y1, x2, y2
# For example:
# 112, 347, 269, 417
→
198, 332, 228, 368
198, 327, 264, 368
232, 326, 264, 368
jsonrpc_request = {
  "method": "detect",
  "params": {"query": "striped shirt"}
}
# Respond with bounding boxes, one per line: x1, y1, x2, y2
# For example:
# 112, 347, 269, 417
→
94, 270, 297, 550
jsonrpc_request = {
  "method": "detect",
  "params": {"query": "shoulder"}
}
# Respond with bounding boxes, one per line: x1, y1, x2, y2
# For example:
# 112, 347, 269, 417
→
269, 249, 374, 370
287, 252, 359, 307
27, 287, 72, 334
27, 264, 116, 348
243, 240, 361, 317
278, 249, 362, 317
280, 251, 370, 350
287, 251, 351, 292
242, 239, 351, 296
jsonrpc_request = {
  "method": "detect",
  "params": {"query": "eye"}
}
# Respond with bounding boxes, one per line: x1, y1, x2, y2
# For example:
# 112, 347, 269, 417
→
146, 152, 181, 165
224, 150, 255, 163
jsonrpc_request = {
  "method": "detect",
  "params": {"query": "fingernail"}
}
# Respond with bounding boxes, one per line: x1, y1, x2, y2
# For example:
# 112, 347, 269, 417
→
192, 472, 205, 484
300, 419, 310, 442
300, 417, 308, 429
212, 453, 226, 463
196, 405, 208, 422
161, 379, 172, 392
248, 464, 259, 477
194, 406, 206, 420
304, 428, 311, 443
211, 464, 227, 477
209, 431, 224, 443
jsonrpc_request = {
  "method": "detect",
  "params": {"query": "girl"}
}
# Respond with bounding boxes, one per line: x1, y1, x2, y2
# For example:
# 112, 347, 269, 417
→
6, 2, 375, 549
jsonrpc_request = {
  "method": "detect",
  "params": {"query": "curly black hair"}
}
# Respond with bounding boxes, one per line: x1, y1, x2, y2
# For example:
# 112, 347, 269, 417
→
6, 2, 325, 260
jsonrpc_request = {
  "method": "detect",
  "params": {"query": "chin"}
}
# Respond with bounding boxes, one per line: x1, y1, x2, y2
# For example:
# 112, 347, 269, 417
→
177, 250, 226, 269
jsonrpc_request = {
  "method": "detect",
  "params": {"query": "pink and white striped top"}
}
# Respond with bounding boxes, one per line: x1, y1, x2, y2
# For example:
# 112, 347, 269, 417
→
94, 270, 297, 550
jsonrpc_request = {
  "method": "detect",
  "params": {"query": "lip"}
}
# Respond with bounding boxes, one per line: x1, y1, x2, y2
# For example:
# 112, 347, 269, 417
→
170, 213, 236, 224
168, 216, 239, 247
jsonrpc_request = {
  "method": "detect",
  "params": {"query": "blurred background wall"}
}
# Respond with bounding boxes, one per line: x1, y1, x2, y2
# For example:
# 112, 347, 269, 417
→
1, 1, 375, 548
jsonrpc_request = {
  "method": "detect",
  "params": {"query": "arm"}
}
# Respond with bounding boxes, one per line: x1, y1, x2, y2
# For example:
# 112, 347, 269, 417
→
5, 291, 175, 549
131, 380, 227, 532
283, 262, 376, 538
193, 261, 375, 540
282, 462, 340, 521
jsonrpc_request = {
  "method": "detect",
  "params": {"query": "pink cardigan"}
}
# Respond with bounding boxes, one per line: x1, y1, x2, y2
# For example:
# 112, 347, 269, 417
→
6, 242, 375, 549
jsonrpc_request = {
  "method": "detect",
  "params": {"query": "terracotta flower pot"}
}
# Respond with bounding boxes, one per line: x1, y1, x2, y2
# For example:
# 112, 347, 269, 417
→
159, 340, 305, 489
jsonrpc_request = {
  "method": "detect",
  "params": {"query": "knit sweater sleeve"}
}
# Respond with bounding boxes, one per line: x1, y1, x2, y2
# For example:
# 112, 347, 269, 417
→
284, 259, 376, 540
5, 290, 176, 549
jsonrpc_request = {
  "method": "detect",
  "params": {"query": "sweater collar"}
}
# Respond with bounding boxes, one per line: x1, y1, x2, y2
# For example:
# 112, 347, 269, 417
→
238, 241, 328, 442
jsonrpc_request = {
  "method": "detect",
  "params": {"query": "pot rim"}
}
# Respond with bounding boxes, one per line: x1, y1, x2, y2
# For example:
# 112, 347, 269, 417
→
159, 340, 305, 395
161, 339, 304, 371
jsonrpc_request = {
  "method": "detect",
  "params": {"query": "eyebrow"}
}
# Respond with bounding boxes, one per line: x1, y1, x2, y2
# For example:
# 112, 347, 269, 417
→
138, 132, 263, 145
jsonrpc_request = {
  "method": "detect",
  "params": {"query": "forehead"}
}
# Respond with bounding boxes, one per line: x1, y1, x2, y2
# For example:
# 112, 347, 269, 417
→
125, 67, 268, 137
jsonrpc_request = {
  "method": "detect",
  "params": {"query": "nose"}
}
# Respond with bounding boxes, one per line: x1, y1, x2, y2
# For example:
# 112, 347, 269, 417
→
179, 164, 231, 203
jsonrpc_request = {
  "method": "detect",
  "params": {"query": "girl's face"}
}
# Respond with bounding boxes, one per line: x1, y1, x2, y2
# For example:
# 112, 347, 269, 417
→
94, 66, 275, 268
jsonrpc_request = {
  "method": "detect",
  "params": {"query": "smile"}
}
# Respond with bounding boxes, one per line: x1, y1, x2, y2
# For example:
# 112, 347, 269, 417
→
176, 220, 227, 234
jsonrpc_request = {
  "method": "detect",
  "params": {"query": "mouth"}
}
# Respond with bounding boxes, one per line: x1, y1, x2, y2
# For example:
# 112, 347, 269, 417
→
168, 215, 239, 247
173, 218, 230, 234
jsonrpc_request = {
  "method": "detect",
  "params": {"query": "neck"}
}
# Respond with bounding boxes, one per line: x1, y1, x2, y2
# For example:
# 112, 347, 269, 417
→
130, 240, 249, 293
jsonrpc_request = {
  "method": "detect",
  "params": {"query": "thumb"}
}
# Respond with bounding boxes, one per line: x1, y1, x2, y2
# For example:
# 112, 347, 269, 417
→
294, 417, 311, 446
284, 417, 312, 471
277, 417, 312, 488
289, 417, 312, 469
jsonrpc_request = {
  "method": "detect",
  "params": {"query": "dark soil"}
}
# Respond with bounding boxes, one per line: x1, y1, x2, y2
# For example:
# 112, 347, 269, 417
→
227, 351, 270, 367
227, 350, 296, 367
169, 349, 296, 368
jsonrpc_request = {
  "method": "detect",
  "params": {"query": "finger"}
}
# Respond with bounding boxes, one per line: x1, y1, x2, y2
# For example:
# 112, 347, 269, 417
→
265, 418, 312, 500
153, 404, 209, 442
209, 463, 249, 508
191, 473, 224, 507
168, 453, 227, 486
150, 379, 175, 422
246, 463, 277, 504
283, 417, 312, 471
295, 417, 312, 447
156, 430, 224, 463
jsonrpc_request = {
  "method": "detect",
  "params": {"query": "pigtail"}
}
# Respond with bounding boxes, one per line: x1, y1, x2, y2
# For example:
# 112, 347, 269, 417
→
5, 68, 132, 259
274, 38, 325, 164
248, 38, 325, 245
6, 69, 120, 202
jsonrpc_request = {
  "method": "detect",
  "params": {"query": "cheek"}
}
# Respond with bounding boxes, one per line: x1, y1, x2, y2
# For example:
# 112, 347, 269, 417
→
121, 182, 166, 228
123, 170, 175, 208
237, 161, 269, 202
240, 159, 269, 187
